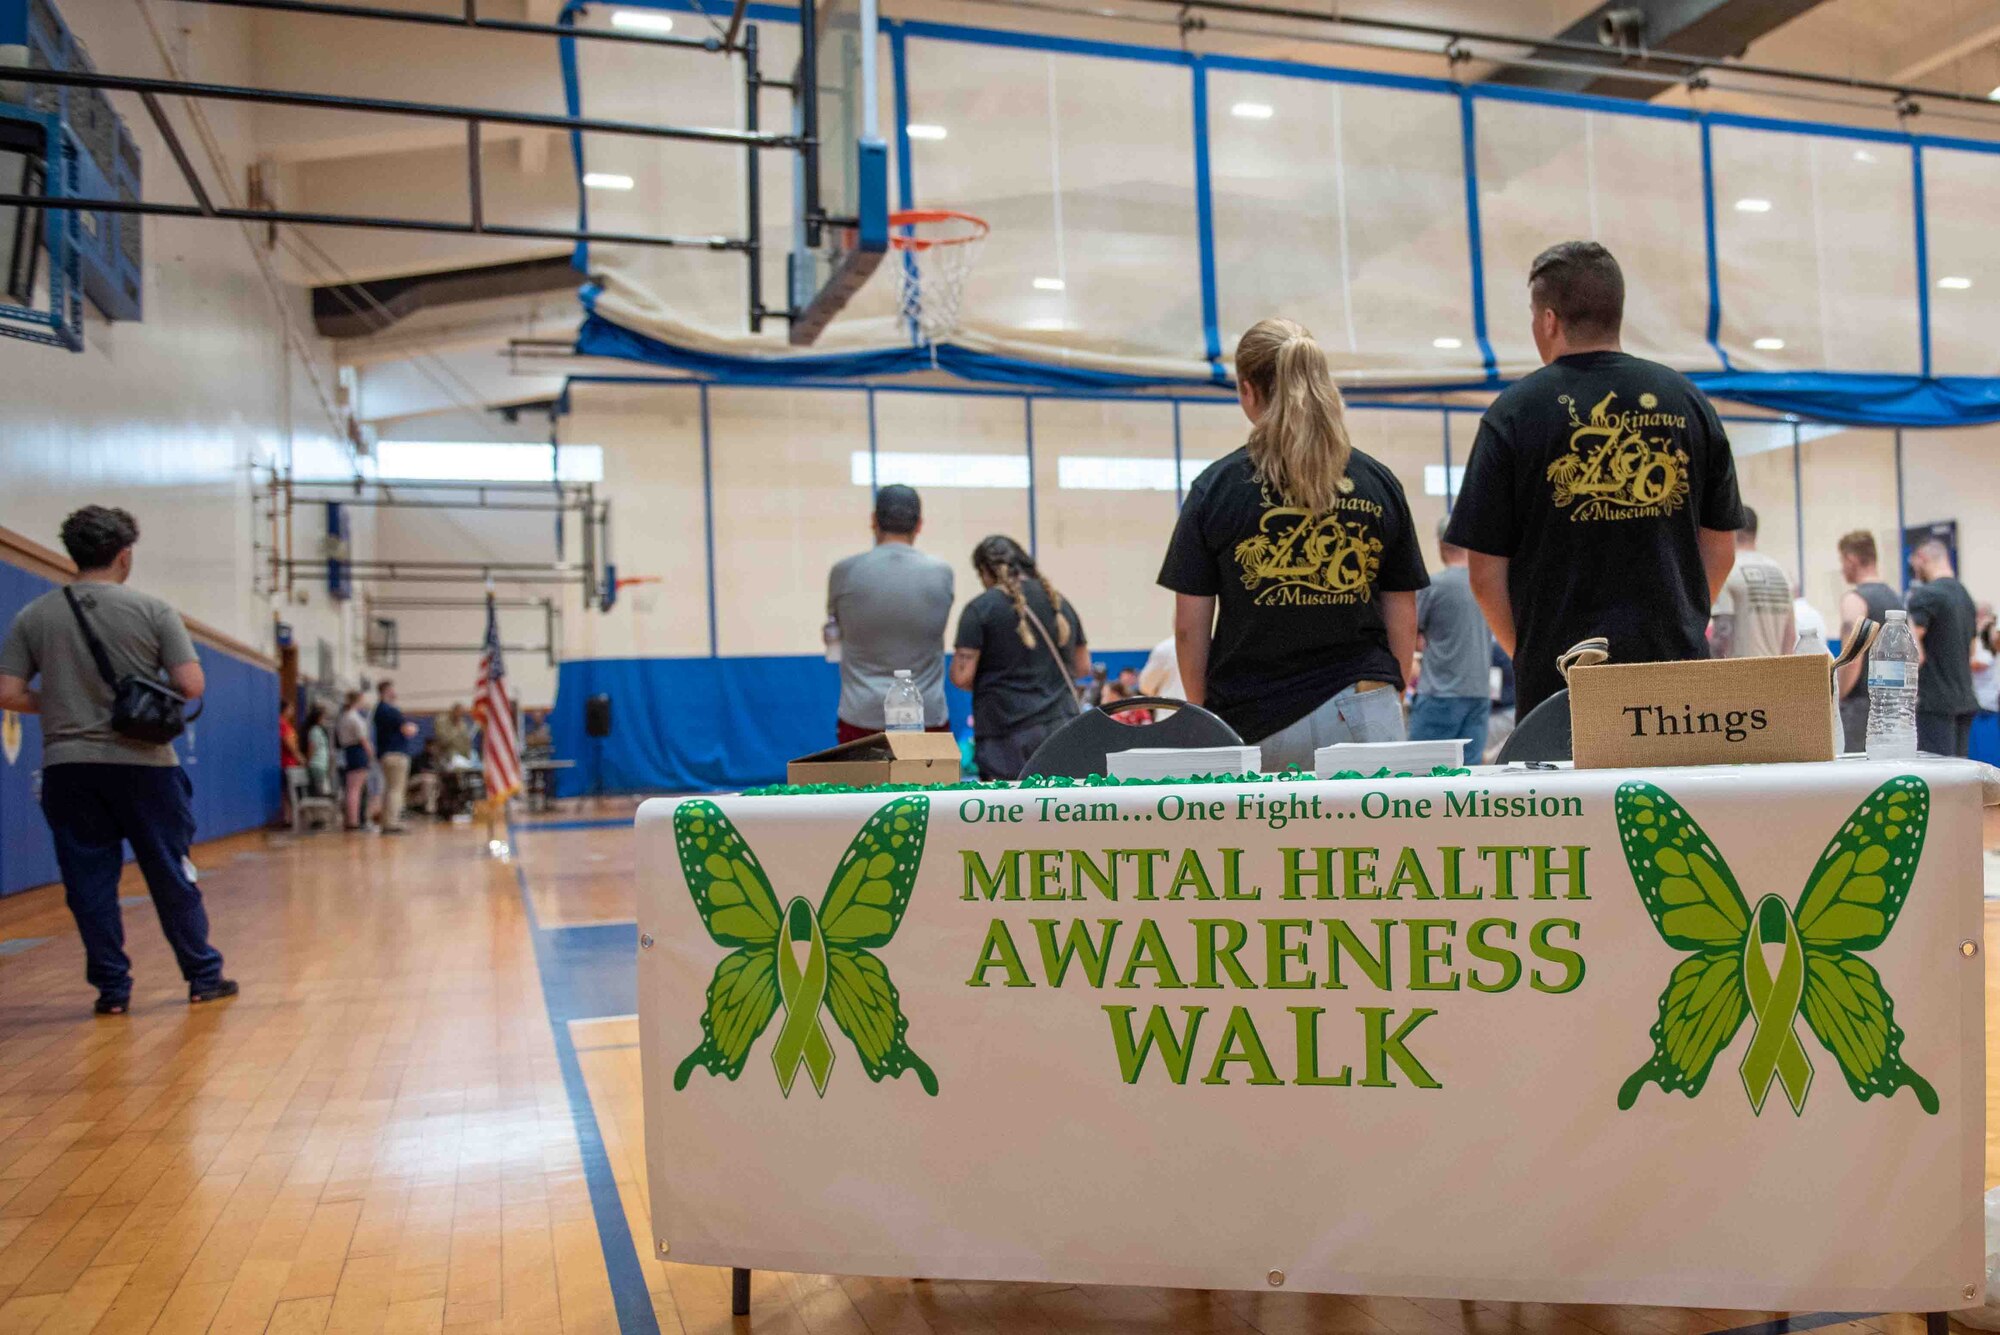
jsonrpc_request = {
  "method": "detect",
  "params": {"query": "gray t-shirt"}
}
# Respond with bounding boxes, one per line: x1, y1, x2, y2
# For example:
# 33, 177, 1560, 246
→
1415, 565, 1495, 699
0, 581, 198, 767
336, 708, 369, 749
828, 542, 954, 729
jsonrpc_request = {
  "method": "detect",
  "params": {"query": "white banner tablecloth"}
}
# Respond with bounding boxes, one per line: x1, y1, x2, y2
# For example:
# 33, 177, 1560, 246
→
636, 759, 1988, 1311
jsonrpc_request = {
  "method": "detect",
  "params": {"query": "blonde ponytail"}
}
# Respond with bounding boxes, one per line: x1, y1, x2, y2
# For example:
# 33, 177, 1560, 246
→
1235, 317, 1352, 514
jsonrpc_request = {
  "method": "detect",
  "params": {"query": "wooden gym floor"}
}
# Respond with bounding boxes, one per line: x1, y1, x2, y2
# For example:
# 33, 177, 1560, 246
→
0, 804, 1996, 1335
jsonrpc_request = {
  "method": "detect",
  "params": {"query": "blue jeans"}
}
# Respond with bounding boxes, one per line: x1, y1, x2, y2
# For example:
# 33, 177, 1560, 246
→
1408, 694, 1490, 764
1259, 682, 1406, 773
40, 763, 226, 1002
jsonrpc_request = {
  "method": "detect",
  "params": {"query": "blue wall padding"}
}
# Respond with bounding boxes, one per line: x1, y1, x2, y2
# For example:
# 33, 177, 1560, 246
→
0, 560, 280, 898
1973, 711, 2000, 768
548, 649, 1151, 794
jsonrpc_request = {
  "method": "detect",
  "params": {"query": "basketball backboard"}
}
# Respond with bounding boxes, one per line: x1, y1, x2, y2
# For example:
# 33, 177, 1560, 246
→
787, 0, 887, 346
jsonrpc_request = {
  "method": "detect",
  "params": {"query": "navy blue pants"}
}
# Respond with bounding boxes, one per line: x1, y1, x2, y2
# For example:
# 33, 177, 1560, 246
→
40, 763, 225, 1002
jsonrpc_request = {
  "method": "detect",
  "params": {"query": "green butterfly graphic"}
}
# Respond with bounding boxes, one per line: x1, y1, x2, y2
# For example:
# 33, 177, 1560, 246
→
1615, 775, 1937, 1117
671, 795, 938, 1099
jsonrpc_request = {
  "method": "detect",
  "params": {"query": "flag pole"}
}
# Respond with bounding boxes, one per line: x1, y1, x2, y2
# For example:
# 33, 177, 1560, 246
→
482, 578, 513, 863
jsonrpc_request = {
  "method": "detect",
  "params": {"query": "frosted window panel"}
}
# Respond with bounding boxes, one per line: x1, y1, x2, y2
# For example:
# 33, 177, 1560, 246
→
710, 388, 872, 655
1030, 399, 1179, 649
1920, 147, 2000, 378
871, 391, 1031, 647
906, 41, 1202, 362
1058, 456, 1183, 491
564, 385, 709, 659
1475, 101, 1708, 373
1207, 72, 1474, 382
1710, 130, 1918, 375
1796, 429, 1901, 627
1423, 463, 1467, 498
372, 442, 604, 483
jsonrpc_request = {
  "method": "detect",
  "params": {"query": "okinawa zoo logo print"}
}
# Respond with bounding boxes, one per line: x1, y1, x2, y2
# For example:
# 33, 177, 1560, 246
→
1616, 776, 1937, 1117
672, 795, 938, 1098
1545, 390, 1692, 522
1233, 490, 1387, 608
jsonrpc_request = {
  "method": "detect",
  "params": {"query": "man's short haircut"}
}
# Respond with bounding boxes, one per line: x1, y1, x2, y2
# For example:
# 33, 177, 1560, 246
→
59, 506, 140, 571
378, 680, 394, 695
1916, 538, 1950, 563
1528, 241, 1625, 341
874, 483, 922, 535
1739, 505, 1758, 538
1436, 517, 1460, 548
1837, 530, 1877, 565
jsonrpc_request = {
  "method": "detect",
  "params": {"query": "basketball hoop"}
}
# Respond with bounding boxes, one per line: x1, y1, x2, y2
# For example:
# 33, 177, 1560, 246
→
889, 209, 987, 345
614, 574, 662, 614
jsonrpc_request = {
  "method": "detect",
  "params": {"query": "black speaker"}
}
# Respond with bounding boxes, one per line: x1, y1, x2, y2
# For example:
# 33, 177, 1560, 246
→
585, 694, 613, 739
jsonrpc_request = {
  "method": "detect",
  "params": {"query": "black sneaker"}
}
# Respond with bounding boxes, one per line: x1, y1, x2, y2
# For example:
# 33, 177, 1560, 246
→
94, 996, 130, 1016
190, 979, 239, 1005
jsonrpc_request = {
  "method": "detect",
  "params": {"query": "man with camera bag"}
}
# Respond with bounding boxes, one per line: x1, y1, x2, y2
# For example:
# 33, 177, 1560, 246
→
0, 507, 237, 1015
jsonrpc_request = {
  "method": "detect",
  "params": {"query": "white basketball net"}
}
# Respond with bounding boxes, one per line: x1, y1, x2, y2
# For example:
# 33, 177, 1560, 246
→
889, 212, 987, 345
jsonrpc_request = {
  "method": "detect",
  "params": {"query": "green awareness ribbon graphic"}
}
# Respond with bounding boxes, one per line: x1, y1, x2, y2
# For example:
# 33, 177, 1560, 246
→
1738, 895, 1814, 1116
771, 897, 837, 1098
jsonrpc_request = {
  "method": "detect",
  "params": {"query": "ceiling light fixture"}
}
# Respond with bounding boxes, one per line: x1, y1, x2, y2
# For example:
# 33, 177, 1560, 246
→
582, 172, 635, 190
1852, 149, 1876, 163
1230, 102, 1275, 120
906, 123, 948, 140
1753, 337, 1785, 351
1734, 198, 1772, 213
1033, 277, 1066, 291
609, 9, 676, 32
1432, 337, 1463, 350
1938, 276, 1973, 290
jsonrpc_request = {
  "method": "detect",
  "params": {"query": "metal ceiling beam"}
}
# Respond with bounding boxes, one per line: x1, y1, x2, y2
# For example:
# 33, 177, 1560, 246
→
1486, 0, 1831, 100
171, 0, 733, 52
1122, 0, 2000, 110
10, 64, 794, 150
0, 191, 738, 251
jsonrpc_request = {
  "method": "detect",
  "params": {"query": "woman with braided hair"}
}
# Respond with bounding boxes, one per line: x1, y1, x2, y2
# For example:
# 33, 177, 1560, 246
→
949, 535, 1092, 780
1158, 317, 1429, 771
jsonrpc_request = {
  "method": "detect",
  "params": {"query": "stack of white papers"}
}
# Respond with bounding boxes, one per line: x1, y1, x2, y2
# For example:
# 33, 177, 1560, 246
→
1314, 739, 1466, 775
1106, 745, 1263, 781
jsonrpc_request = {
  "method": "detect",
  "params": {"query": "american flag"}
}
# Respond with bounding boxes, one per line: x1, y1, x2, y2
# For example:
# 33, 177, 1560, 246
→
474, 592, 522, 802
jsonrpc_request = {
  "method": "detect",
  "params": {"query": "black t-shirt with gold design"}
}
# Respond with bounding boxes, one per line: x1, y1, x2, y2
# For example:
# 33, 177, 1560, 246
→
1158, 445, 1429, 743
1444, 350, 1744, 719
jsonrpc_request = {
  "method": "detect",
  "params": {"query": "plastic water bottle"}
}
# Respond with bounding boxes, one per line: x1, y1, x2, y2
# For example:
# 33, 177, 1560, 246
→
822, 617, 842, 663
1793, 627, 1843, 757
1865, 610, 1920, 760
883, 670, 925, 732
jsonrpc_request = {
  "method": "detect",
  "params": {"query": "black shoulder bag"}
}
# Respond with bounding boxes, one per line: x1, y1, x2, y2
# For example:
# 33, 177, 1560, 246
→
63, 586, 201, 745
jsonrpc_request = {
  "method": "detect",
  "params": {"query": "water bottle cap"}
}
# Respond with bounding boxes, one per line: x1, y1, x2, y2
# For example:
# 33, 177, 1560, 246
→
1885, 609, 1906, 620
894, 669, 912, 678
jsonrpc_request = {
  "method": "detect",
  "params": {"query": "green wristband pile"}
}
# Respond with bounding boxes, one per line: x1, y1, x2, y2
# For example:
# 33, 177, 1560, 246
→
742, 765, 1471, 798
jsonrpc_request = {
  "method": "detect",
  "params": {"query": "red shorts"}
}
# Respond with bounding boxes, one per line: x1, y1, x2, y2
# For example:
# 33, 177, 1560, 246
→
836, 719, 954, 745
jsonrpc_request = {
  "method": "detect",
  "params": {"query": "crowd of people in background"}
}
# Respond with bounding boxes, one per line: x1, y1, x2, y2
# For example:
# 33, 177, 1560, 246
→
826, 240, 1994, 778
278, 687, 522, 832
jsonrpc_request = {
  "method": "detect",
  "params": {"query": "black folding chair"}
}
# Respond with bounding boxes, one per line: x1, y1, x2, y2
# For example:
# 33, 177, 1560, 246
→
1020, 696, 1244, 780
1494, 691, 1573, 764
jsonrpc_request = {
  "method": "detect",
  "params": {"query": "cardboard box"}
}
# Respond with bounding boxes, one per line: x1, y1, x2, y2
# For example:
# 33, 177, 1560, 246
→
1567, 653, 1837, 770
786, 731, 962, 788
